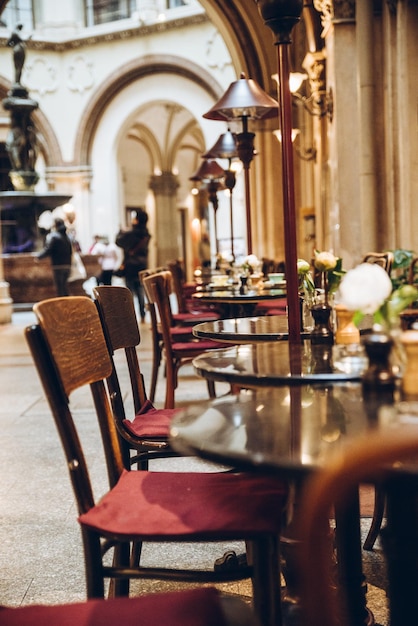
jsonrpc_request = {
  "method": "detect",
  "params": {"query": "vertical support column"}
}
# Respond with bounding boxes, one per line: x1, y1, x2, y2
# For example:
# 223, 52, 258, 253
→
149, 171, 180, 266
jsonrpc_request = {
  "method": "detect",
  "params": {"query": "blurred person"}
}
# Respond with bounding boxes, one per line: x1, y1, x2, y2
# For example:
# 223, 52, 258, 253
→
199, 232, 212, 268
37, 217, 72, 296
91, 236, 120, 285
116, 209, 151, 321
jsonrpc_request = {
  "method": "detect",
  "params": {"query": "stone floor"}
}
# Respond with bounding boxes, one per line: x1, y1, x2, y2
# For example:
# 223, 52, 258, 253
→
0, 306, 389, 624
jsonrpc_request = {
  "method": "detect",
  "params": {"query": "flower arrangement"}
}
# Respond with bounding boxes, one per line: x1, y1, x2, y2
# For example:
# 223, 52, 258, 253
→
241, 254, 261, 275
338, 263, 418, 329
313, 250, 345, 305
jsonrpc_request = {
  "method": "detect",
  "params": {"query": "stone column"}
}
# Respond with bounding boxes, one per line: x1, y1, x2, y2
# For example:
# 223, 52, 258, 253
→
149, 171, 180, 266
314, 0, 360, 268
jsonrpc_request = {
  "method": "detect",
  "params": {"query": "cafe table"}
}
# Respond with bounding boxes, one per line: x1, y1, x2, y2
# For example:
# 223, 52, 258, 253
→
192, 315, 311, 343
191, 286, 286, 318
170, 341, 398, 626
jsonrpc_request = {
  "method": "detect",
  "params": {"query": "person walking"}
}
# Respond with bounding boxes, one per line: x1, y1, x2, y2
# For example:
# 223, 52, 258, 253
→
116, 209, 150, 321
91, 237, 120, 285
37, 217, 72, 296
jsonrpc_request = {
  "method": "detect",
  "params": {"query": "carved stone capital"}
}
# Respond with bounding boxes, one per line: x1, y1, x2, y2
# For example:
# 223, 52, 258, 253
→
149, 171, 179, 196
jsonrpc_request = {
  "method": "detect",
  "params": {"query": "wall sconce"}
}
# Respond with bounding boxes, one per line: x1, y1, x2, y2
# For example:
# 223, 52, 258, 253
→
273, 71, 333, 121
189, 159, 225, 255
273, 128, 317, 162
203, 129, 239, 260
203, 73, 278, 254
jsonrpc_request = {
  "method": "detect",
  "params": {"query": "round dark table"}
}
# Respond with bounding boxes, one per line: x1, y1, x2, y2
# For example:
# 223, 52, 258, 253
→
170, 382, 400, 626
192, 315, 311, 343
192, 287, 286, 318
192, 340, 363, 387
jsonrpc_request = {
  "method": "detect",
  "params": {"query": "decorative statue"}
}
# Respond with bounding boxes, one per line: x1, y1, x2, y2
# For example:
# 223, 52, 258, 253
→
5, 110, 38, 173
7, 23, 26, 85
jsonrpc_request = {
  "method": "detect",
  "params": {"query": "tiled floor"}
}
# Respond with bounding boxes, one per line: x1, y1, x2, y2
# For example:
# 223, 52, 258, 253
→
0, 308, 389, 624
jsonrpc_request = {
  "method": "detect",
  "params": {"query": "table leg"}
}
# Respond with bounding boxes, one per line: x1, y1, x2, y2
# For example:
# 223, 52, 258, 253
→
334, 487, 374, 625
280, 481, 374, 626
380, 473, 418, 625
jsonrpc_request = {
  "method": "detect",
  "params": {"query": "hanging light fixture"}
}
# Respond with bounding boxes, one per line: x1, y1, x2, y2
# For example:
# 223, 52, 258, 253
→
204, 129, 239, 260
189, 159, 225, 255
203, 73, 278, 254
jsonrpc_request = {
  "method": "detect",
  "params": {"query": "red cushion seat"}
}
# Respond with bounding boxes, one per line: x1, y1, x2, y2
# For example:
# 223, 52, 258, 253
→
0, 588, 228, 626
79, 470, 287, 539
123, 399, 180, 437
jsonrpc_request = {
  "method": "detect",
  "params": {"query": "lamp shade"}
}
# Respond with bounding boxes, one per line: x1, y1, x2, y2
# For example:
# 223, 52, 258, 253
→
203, 129, 238, 160
189, 159, 225, 182
203, 73, 278, 122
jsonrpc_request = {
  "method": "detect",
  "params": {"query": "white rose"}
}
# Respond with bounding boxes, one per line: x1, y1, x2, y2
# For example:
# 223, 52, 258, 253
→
245, 254, 260, 269
339, 263, 393, 314
314, 251, 338, 272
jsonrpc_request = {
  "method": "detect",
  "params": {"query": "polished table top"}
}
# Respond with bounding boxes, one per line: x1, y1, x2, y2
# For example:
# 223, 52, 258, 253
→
192, 287, 286, 304
192, 340, 365, 386
170, 382, 401, 477
193, 315, 311, 343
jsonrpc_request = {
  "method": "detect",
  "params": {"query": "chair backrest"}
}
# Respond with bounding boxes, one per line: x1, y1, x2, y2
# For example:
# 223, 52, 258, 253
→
362, 251, 394, 274
26, 297, 125, 503
142, 270, 175, 361
167, 259, 188, 313
297, 428, 418, 626
93, 285, 149, 467
408, 256, 418, 286
93, 284, 147, 412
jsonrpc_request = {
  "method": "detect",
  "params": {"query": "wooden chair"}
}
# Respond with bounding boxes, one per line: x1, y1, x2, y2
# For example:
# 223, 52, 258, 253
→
139, 268, 194, 402
297, 429, 418, 626
362, 251, 394, 274
143, 270, 230, 408
166, 259, 221, 323
0, 587, 256, 626
93, 284, 180, 469
26, 296, 287, 626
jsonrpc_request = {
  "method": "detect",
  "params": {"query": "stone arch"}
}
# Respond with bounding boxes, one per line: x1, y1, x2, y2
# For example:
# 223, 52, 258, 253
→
75, 55, 223, 166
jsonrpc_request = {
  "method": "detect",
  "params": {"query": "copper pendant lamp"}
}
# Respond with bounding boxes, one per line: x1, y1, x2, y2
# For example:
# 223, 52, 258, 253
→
204, 130, 239, 260
203, 73, 278, 255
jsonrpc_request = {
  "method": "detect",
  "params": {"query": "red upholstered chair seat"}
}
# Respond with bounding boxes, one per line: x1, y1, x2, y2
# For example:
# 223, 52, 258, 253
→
173, 310, 220, 324
0, 588, 229, 626
172, 339, 229, 352
255, 298, 287, 316
123, 399, 180, 437
79, 470, 287, 539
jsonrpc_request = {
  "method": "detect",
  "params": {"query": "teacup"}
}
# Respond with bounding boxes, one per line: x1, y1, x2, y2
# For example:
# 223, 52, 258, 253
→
267, 273, 285, 284
212, 275, 229, 287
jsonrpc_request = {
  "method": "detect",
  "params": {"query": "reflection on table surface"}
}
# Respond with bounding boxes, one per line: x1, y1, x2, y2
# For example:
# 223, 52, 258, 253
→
192, 340, 365, 385
193, 315, 311, 343
170, 383, 400, 476
192, 288, 286, 302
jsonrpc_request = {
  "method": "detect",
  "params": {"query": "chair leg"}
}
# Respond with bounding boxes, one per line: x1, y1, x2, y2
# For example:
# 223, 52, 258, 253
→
207, 379, 216, 398
251, 536, 282, 626
111, 542, 131, 597
149, 341, 162, 403
363, 486, 386, 551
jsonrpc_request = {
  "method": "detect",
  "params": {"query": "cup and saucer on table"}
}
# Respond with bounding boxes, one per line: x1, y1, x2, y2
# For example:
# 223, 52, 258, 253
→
263, 273, 286, 290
